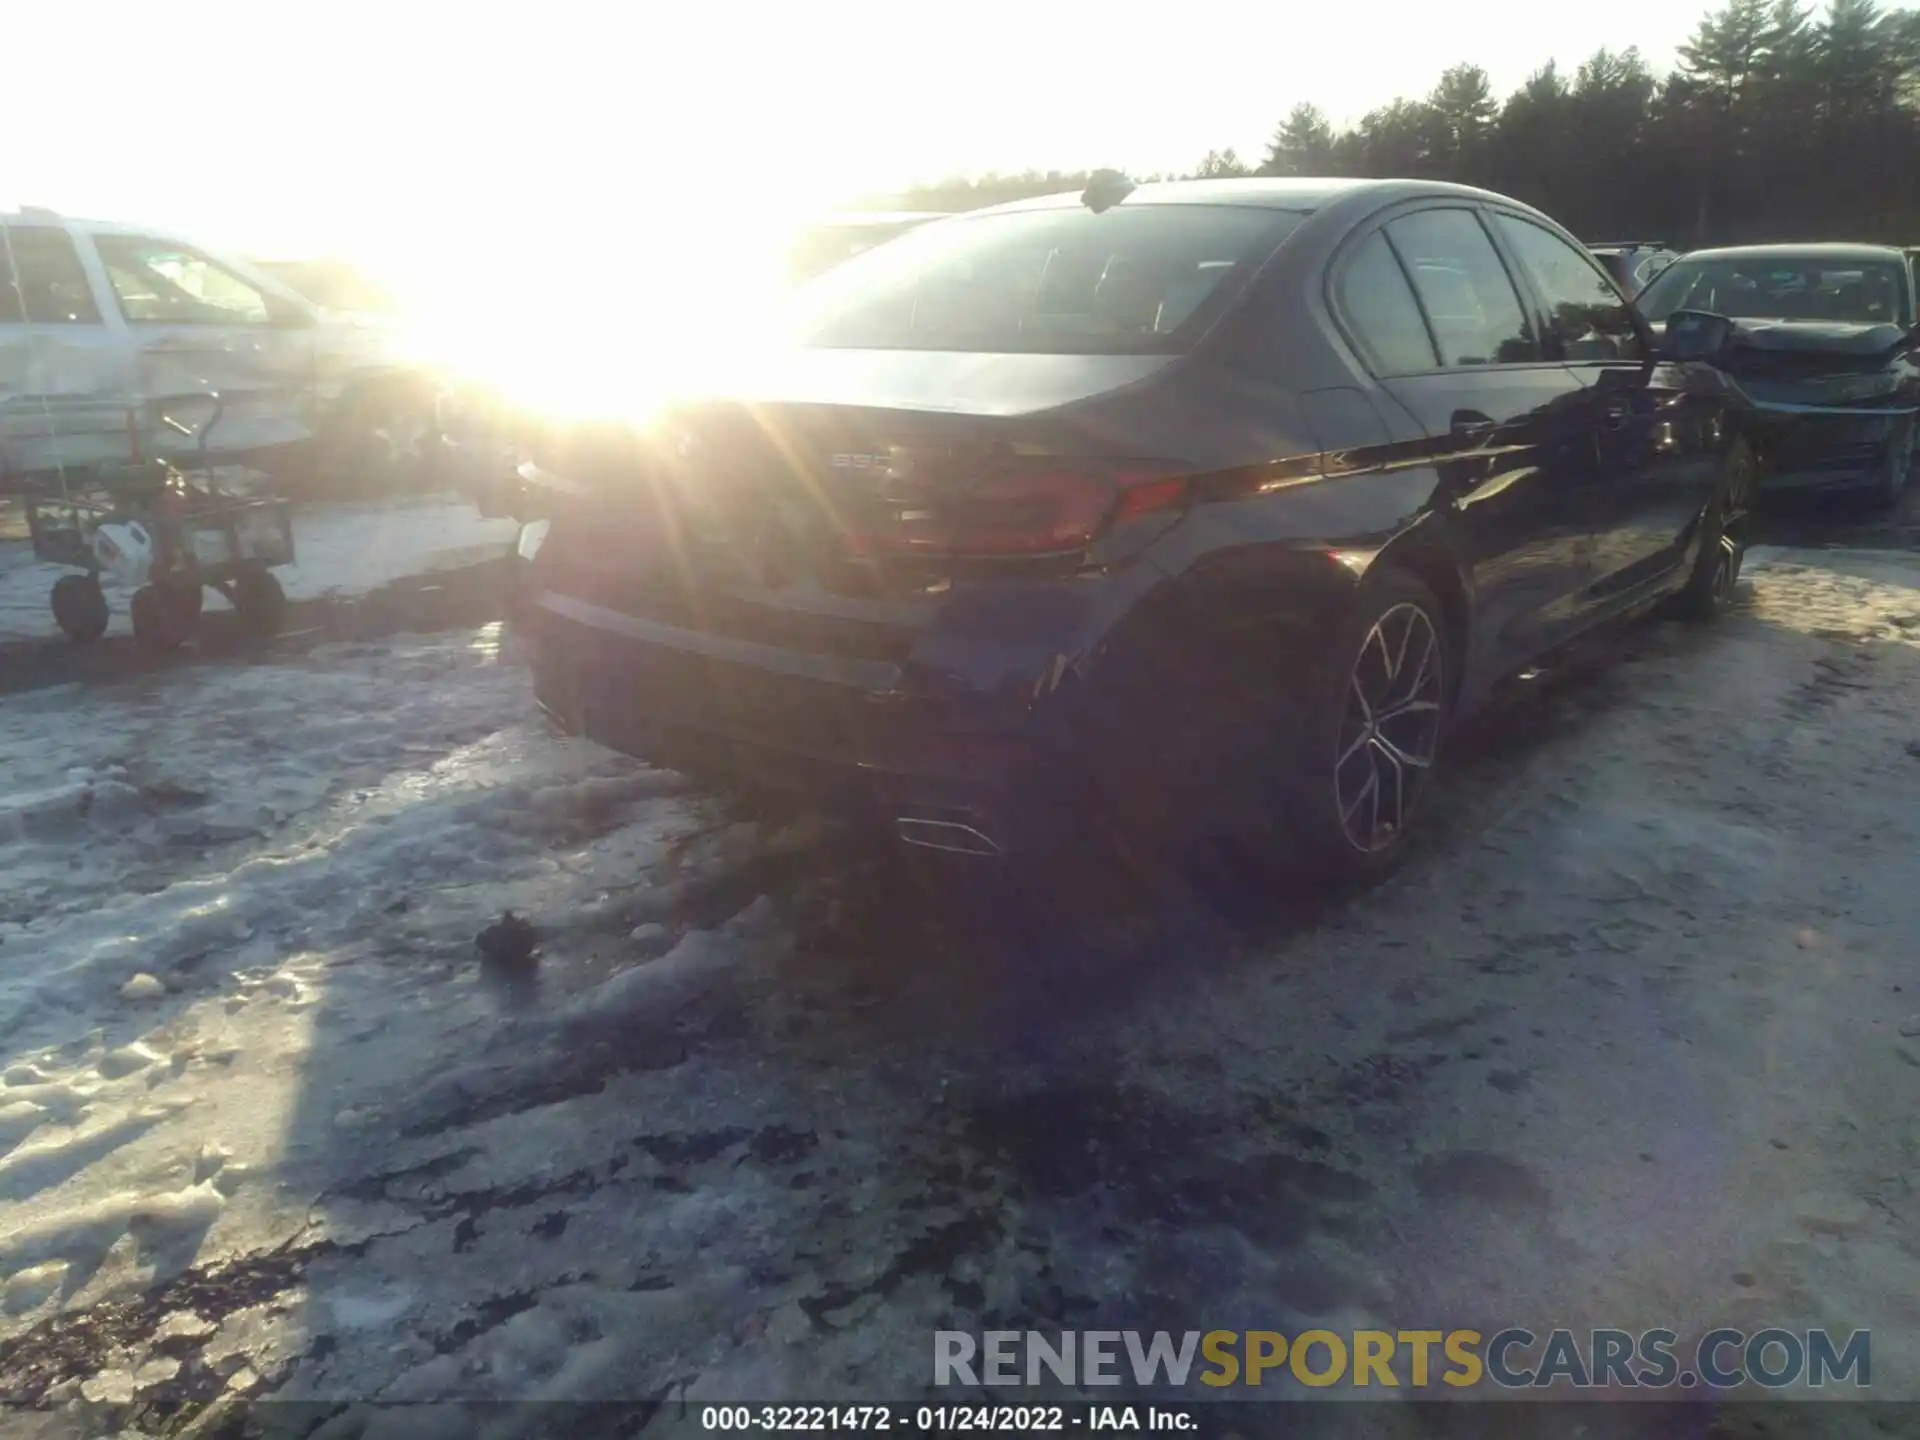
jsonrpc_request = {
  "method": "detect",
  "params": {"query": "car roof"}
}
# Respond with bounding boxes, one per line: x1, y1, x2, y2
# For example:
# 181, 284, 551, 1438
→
1676, 242, 1908, 264
2, 209, 192, 240
968, 176, 1523, 216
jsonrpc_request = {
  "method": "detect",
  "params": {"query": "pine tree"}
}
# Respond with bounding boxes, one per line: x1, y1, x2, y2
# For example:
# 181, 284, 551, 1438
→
1262, 104, 1336, 176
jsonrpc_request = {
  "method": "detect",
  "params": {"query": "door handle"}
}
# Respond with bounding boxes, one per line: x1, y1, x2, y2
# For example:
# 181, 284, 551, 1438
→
1450, 409, 1497, 438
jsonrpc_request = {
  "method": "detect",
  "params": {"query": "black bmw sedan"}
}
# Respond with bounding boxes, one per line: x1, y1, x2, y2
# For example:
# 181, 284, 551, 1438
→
512, 177, 1750, 877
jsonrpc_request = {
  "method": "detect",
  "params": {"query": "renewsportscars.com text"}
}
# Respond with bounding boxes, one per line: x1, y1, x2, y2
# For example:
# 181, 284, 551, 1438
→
934, 1328, 1870, 1390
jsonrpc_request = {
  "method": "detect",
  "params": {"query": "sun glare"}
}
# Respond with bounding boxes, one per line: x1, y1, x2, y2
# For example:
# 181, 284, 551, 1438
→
358, 188, 815, 428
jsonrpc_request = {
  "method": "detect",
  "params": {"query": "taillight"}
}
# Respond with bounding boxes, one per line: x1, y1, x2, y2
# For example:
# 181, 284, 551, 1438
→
846, 466, 1188, 558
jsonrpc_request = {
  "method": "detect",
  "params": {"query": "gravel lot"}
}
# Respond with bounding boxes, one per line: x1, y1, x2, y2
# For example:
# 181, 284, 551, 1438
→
0, 503, 1917, 1438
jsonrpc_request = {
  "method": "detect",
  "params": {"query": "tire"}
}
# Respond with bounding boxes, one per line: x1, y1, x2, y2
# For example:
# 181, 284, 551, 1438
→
130, 583, 196, 650
50, 573, 109, 644
1287, 567, 1454, 881
156, 578, 204, 627
331, 386, 438, 496
231, 566, 287, 639
1869, 416, 1915, 511
1671, 437, 1755, 622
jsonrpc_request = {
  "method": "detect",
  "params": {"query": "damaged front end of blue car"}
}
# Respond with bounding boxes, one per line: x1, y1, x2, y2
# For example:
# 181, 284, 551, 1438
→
1671, 315, 1920, 504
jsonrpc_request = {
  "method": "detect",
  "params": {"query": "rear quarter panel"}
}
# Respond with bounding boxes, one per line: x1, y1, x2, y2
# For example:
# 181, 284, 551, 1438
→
1044, 204, 1470, 835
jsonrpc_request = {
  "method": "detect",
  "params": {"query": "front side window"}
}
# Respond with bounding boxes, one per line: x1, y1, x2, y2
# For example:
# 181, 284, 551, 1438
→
1492, 214, 1644, 362
0, 226, 101, 324
94, 234, 272, 325
784, 204, 1303, 355
1384, 209, 1537, 367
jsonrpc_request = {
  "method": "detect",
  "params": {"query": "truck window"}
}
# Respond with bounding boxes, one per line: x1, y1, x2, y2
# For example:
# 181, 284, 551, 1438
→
94, 234, 272, 326
0, 226, 103, 324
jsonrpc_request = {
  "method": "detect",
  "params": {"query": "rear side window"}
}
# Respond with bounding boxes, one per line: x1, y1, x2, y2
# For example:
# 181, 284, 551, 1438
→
786, 204, 1303, 355
0, 226, 102, 324
1336, 231, 1437, 373
1492, 214, 1643, 362
1384, 210, 1537, 366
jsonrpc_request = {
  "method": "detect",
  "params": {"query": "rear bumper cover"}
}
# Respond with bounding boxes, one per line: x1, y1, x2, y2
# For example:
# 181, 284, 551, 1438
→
518, 587, 1084, 854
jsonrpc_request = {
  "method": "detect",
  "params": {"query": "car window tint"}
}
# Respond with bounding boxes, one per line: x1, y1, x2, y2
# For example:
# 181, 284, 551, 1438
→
0, 226, 102, 324
785, 205, 1303, 356
94, 234, 271, 326
1336, 231, 1437, 373
1492, 215, 1643, 362
1384, 210, 1536, 366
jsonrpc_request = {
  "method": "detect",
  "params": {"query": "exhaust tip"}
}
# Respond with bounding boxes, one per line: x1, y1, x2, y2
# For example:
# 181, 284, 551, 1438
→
895, 816, 1004, 857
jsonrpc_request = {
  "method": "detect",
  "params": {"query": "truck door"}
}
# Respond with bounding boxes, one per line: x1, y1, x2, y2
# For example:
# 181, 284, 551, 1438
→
87, 230, 315, 464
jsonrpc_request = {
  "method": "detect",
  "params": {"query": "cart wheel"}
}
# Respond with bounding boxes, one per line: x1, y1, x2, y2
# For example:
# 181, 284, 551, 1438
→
130, 584, 196, 651
232, 566, 287, 639
50, 574, 109, 644
157, 578, 204, 627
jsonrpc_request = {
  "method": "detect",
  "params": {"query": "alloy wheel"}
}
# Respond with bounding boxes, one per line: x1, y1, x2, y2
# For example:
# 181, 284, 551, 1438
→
371, 413, 428, 467
1711, 534, 1742, 605
1334, 602, 1445, 854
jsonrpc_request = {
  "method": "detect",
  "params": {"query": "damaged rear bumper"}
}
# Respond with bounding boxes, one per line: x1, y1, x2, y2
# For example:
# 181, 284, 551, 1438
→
515, 588, 1089, 858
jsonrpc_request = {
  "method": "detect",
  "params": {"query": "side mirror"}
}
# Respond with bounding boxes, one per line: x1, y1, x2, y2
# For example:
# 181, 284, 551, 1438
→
1659, 309, 1735, 363
1878, 321, 1920, 360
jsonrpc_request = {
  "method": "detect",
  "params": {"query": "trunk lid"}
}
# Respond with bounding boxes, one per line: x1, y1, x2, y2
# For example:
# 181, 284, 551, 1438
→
707, 346, 1173, 417
526, 347, 1182, 667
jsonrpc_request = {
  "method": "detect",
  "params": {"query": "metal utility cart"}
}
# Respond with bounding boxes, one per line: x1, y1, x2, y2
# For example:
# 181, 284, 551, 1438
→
23, 391, 294, 649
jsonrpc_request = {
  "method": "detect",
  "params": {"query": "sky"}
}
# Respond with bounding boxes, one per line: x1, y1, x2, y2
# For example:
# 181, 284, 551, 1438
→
1, 0, 1716, 408
8, 0, 1713, 265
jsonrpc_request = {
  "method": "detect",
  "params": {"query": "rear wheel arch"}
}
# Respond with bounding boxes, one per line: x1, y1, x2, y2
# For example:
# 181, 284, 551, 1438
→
1369, 540, 1470, 705
1236, 561, 1456, 881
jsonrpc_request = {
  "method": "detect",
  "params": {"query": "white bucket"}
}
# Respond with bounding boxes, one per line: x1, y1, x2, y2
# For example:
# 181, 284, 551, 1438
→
90, 521, 154, 588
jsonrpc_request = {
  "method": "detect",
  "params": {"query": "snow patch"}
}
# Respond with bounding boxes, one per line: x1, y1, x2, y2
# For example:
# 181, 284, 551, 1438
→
327, 1285, 418, 1331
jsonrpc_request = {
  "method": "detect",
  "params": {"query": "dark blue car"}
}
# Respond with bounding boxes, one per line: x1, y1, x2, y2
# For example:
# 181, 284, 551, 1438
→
1635, 244, 1920, 507
512, 177, 1751, 877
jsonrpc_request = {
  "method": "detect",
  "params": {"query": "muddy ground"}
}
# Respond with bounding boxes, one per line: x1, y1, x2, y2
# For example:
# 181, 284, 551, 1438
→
1, 495, 1918, 1440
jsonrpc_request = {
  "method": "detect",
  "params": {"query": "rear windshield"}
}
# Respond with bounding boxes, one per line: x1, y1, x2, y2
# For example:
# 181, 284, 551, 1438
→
787, 223, 927, 285
1638, 255, 1909, 325
783, 204, 1304, 355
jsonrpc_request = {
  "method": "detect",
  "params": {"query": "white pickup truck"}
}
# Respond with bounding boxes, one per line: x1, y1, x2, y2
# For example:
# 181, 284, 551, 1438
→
1, 208, 441, 496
